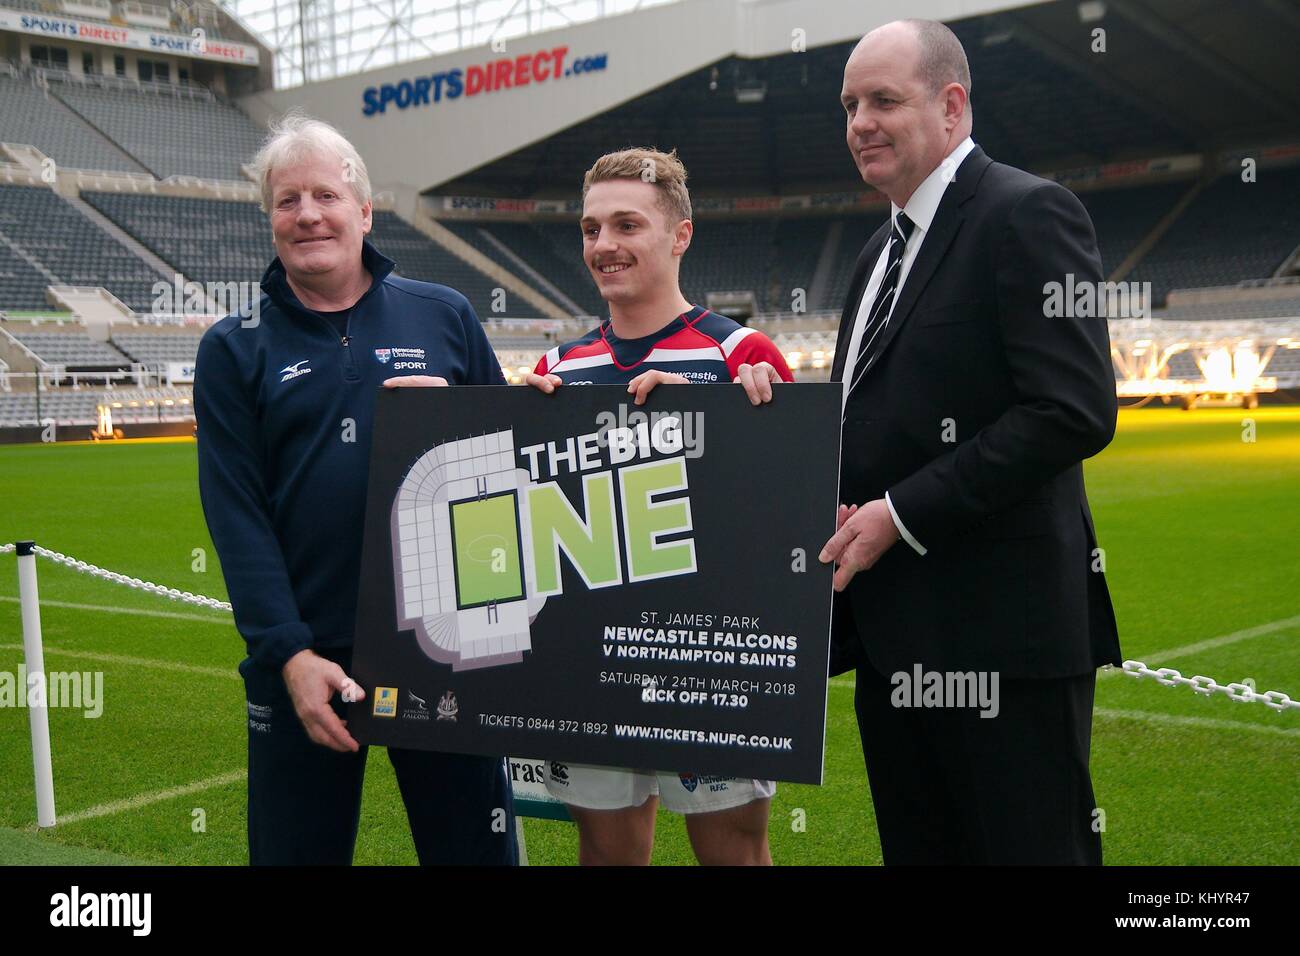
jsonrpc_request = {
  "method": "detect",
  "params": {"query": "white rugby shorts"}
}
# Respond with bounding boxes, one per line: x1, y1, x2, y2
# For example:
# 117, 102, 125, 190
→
544, 761, 775, 814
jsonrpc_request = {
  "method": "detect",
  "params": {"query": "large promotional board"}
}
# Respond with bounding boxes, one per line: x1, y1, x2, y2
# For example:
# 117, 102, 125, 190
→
348, 384, 841, 784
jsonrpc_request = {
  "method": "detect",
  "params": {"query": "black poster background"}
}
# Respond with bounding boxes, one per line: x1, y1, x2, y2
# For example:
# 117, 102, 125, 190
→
348, 383, 841, 783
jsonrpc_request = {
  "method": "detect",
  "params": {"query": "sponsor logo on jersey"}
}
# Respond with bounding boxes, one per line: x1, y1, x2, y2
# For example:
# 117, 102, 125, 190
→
549, 761, 570, 783
279, 359, 312, 382
372, 686, 398, 717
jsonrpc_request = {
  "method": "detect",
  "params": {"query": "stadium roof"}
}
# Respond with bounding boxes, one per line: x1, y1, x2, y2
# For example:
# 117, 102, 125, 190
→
438, 0, 1300, 198
225, 0, 685, 89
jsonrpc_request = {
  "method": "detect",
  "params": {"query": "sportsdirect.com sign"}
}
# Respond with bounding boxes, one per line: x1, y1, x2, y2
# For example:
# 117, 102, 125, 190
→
0, 10, 260, 64
362, 46, 608, 115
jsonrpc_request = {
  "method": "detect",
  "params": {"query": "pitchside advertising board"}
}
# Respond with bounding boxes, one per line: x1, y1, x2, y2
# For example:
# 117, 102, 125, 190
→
349, 384, 841, 784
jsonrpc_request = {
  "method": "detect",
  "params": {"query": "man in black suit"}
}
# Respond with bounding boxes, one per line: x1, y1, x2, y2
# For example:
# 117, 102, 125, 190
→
817, 19, 1122, 864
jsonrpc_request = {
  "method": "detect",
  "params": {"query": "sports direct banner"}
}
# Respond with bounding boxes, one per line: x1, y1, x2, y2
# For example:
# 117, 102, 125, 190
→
348, 384, 841, 784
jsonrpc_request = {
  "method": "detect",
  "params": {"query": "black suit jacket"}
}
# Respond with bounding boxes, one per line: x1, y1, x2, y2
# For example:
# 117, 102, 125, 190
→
832, 146, 1121, 680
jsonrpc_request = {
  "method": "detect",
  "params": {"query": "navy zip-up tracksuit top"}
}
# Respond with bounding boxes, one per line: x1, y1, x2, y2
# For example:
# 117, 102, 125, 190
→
195, 240, 505, 671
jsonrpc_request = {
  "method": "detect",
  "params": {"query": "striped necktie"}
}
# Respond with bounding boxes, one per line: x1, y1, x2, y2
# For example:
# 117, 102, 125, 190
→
846, 211, 915, 400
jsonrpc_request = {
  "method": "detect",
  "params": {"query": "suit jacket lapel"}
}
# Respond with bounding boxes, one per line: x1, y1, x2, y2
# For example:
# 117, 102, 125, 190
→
862, 146, 992, 375
830, 221, 890, 383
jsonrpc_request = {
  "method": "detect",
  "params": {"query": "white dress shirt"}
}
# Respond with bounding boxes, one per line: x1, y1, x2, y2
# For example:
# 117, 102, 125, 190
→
840, 136, 977, 557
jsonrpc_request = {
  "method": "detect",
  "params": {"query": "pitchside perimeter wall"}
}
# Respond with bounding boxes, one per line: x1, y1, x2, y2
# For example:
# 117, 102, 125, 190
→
238, 0, 1035, 217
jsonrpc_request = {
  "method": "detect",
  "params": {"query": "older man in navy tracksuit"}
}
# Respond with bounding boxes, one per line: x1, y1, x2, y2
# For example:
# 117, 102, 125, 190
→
195, 115, 515, 865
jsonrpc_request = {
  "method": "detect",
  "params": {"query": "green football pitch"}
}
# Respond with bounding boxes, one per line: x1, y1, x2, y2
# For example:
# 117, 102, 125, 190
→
1, 407, 1297, 865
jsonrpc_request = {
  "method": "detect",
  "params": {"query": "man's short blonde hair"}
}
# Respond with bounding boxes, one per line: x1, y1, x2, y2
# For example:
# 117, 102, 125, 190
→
582, 147, 692, 226
252, 112, 372, 213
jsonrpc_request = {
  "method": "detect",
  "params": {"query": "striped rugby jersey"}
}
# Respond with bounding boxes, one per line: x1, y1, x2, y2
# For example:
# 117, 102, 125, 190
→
534, 306, 794, 384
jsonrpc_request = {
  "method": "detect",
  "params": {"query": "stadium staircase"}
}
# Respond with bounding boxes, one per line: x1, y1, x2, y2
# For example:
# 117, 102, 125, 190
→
404, 210, 568, 321
806, 220, 843, 312
44, 286, 135, 331
1110, 177, 1209, 283
62, 194, 175, 285
475, 228, 586, 316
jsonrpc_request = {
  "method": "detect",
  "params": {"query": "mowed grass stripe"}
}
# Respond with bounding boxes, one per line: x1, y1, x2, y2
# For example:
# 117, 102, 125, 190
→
0, 595, 232, 625
1095, 707, 1300, 739
55, 769, 247, 826
0, 643, 236, 679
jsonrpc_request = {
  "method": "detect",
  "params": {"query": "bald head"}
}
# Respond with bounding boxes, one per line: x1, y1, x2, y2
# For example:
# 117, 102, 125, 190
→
854, 20, 971, 99
842, 19, 973, 204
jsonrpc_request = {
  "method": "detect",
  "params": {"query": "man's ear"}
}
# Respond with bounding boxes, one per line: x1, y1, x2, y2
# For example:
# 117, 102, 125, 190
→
361, 200, 373, 235
942, 82, 968, 133
673, 218, 693, 257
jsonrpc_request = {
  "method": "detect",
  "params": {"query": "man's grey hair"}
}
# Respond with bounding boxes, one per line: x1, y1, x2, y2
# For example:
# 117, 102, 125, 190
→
251, 113, 372, 213
903, 18, 972, 98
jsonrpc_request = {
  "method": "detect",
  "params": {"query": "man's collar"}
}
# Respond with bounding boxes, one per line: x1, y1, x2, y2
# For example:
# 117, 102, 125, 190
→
892, 136, 977, 234
260, 238, 396, 312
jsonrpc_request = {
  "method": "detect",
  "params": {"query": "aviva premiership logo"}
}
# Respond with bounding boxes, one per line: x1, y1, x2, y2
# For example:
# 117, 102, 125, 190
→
372, 686, 398, 717
390, 421, 695, 671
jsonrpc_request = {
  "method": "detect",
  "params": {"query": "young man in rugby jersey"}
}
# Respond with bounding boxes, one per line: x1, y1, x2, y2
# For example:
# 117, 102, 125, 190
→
525, 147, 791, 865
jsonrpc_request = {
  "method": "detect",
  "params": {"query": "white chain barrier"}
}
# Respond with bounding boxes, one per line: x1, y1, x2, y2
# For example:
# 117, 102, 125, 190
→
1, 542, 232, 612
1119, 660, 1298, 712
2, 543, 1295, 711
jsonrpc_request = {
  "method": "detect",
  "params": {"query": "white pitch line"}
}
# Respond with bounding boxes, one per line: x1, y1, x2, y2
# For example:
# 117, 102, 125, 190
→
1095, 707, 1300, 740
829, 680, 1296, 738
0, 643, 237, 680
0, 595, 232, 625
54, 769, 247, 826
1122, 614, 1300, 666
827, 612, 1300, 691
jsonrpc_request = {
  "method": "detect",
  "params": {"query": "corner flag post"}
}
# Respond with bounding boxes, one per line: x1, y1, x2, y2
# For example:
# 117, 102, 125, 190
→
16, 541, 57, 828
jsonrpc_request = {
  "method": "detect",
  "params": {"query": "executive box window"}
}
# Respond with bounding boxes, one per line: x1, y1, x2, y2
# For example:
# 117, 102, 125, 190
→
114, 54, 126, 77
31, 46, 70, 70
83, 52, 98, 75
138, 59, 170, 83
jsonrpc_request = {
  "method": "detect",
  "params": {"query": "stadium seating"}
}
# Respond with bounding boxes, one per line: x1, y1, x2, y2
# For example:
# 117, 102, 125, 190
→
0, 184, 163, 311
1131, 166, 1300, 304
0, 386, 193, 426
83, 192, 271, 288
52, 79, 266, 181
823, 212, 889, 312
0, 71, 149, 174
0, 235, 52, 311
449, 221, 603, 316
111, 331, 203, 367
2, 325, 131, 368
1159, 294, 1300, 321
1076, 181, 1191, 279
371, 211, 547, 319
677, 218, 777, 313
